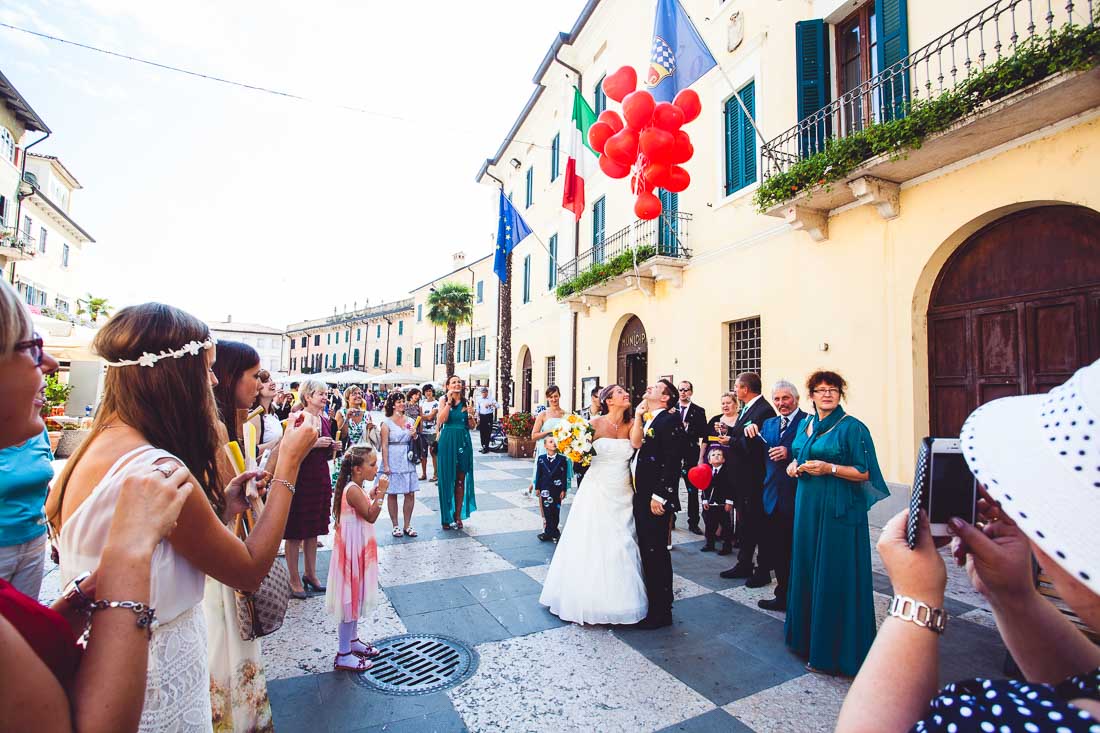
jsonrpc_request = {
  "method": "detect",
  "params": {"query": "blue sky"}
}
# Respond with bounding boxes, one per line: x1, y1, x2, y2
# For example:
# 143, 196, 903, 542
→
0, 0, 589, 327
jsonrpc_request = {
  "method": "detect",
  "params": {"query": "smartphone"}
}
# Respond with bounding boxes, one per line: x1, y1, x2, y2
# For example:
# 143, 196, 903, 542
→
924, 438, 978, 537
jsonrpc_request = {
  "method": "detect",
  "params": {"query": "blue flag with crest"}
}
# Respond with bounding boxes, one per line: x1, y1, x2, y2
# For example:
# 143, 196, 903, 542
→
646, 0, 718, 103
493, 189, 533, 282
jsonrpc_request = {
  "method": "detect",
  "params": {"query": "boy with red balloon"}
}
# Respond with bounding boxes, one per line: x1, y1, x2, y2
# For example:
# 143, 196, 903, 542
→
691, 445, 735, 555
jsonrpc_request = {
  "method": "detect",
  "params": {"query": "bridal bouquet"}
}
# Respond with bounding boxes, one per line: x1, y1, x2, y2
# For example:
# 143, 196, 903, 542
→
552, 414, 596, 467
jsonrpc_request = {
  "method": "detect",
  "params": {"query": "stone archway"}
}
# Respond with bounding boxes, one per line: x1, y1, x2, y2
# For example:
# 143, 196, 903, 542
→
520, 347, 533, 414
616, 316, 648, 408
927, 204, 1100, 437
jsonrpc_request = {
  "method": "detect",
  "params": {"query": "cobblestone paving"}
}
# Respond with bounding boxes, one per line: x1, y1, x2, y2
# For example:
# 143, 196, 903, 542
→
39, 438, 1007, 733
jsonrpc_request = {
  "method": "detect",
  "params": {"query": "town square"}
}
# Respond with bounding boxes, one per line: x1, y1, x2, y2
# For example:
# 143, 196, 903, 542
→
1, 0, 1099, 732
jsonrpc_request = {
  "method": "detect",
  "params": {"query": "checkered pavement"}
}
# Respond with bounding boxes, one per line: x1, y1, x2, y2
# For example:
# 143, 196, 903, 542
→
253, 439, 1007, 733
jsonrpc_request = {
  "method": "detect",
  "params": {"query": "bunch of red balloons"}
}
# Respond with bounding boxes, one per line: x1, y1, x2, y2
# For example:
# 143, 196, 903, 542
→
586, 66, 702, 220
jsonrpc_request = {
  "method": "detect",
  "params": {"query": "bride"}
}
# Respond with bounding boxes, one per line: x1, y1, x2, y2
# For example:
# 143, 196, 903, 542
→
539, 385, 648, 625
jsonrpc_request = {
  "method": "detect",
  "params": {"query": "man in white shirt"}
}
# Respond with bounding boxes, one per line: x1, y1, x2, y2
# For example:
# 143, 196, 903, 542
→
475, 387, 497, 453
419, 384, 440, 481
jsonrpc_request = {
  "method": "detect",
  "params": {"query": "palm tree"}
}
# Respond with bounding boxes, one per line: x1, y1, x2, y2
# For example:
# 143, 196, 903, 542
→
427, 282, 473, 378
76, 294, 112, 323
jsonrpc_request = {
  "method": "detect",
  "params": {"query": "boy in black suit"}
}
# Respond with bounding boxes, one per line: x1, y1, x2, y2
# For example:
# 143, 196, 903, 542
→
536, 436, 568, 542
700, 445, 735, 555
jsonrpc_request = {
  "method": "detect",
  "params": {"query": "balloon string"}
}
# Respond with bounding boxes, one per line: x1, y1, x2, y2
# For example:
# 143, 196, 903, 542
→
630, 151, 648, 297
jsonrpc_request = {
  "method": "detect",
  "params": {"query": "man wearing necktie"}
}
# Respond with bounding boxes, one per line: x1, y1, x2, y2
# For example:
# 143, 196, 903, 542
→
754, 380, 808, 611
675, 381, 708, 535
719, 372, 776, 584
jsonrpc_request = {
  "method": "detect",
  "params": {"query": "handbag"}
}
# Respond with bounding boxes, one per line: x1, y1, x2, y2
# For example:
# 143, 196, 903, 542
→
232, 508, 290, 641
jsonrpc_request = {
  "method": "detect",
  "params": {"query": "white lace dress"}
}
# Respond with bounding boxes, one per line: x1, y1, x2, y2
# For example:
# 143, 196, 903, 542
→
60, 446, 213, 733
539, 437, 648, 624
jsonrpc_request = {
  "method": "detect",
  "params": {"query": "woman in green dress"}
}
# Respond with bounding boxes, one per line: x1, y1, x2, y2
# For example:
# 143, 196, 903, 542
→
436, 375, 478, 529
784, 370, 889, 677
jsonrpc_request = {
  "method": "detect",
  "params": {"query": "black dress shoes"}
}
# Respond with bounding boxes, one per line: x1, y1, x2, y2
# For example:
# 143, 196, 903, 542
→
634, 615, 673, 630
745, 571, 773, 588
719, 563, 754, 579
688, 525, 704, 536
757, 597, 787, 612
717, 545, 733, 556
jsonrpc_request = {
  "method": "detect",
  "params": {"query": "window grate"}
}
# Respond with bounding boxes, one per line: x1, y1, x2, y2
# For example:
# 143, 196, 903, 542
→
728, 317, 761, 391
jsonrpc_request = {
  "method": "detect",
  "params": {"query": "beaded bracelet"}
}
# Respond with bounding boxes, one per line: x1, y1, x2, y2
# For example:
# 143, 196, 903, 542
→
270, 478, 296, 494
89, 600, 157, 639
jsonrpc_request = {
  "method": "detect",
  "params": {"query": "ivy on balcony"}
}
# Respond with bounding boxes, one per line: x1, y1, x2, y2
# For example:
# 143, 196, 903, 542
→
753, 20, 1100, 213
555, 245, 657, 299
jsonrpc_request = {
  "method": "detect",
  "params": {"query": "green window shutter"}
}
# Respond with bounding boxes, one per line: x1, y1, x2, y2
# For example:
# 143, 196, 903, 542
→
795, 19, 831, 156
523, 254, 531, 303
657, 190, 679, 254
592, 197, 605, 262
414, 347, 421, 368
526, 167, 534, 208
724, 82, 756, 195
396, 347, 402, 366
548, 234, 558, 289
551, 134, 560, 180
876, 0, 910, 120
594, 76, 607, 116
478, 336, 486, 361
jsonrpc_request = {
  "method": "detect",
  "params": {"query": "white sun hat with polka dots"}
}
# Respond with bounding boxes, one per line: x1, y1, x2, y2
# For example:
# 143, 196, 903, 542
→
960, 357, 1100, 595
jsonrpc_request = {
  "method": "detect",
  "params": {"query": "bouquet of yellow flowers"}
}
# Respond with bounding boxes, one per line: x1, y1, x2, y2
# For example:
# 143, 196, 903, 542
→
551, 413, 597, 467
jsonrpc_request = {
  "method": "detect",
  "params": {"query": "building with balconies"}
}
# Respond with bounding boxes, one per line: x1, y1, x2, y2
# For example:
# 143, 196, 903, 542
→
0, 69, 50, 272
477, 0, 1100, 499
284, 299, 415, 378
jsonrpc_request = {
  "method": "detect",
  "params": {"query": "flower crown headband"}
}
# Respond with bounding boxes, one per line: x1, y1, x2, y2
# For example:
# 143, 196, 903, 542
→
104, 336, 217, 368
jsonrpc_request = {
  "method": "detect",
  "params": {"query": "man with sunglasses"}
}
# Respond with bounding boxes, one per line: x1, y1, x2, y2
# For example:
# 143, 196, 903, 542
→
674, 380, 708, 535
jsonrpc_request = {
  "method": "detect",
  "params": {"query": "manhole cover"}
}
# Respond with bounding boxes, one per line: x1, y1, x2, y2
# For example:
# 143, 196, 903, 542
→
349, 634, 478, 695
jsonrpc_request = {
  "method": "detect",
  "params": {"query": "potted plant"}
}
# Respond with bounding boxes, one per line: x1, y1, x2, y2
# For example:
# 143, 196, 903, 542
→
41, 374, 73, 453
499, 412, 536, 458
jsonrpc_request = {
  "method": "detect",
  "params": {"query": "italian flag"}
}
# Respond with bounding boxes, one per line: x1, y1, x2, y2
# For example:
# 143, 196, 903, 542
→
562, 87, 599, 222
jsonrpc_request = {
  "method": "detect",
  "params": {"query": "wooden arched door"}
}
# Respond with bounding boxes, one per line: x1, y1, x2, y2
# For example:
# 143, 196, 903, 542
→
521, 349, 533, 414
928, 205, 1100, 437
616, 316, 648, 408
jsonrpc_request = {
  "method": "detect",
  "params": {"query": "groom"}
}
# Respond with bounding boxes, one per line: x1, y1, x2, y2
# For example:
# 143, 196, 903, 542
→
630, 379, 685, 629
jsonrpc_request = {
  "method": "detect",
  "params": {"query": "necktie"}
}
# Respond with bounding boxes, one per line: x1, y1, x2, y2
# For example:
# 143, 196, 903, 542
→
780, 416, 789, 434
712, 467, 718, 476
738, 405, 747, 419
680, 405, 687, 421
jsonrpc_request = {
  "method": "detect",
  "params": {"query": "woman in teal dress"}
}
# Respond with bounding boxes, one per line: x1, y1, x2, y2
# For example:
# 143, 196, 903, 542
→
784, 370, 889, 677
436, 375, 478, 529
528, 385, 574, 493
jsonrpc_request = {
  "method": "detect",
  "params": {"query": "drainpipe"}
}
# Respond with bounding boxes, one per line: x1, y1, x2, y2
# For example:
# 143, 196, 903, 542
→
9, 129, 51, 284
554, 52, 582, 412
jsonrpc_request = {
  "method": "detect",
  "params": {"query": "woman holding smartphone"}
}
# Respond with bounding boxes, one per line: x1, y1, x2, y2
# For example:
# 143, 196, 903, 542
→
435, 376, 478, 530
698, 392, 740, 465
783, 370, 889, 678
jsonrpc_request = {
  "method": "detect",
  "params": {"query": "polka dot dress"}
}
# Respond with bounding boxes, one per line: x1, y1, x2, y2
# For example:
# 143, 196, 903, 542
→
911, 667, 1100, 732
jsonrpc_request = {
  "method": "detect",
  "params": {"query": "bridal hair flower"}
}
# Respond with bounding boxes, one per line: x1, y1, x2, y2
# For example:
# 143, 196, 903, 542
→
105, 336, 217, 368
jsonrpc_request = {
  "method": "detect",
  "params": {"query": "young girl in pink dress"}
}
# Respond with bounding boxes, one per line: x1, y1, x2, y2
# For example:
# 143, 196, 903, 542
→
326, 447, 387, 672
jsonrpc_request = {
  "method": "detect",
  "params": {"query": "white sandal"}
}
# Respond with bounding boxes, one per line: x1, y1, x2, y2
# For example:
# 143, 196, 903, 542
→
391, 526, 403, 538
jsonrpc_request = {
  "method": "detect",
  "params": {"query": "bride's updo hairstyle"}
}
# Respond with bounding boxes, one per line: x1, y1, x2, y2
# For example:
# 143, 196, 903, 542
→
51, 303, 224, 525
599, 384, 630, 425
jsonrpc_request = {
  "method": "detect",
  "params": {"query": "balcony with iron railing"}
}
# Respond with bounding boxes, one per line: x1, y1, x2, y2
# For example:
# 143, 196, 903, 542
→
757, 0, 1100, 240
555, 211, 692, 313
0, 227, 36, 262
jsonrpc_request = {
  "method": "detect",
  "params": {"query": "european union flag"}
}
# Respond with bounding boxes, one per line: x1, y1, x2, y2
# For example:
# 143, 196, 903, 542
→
493, 189, 534, 282
646, 0, 718, 103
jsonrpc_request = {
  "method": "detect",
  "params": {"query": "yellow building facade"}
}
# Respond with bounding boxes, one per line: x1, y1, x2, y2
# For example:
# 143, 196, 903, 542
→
477, 0, 1100, 501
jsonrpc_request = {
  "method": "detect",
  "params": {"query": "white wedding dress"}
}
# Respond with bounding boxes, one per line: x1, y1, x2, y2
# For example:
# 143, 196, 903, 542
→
539, 437, 648, 624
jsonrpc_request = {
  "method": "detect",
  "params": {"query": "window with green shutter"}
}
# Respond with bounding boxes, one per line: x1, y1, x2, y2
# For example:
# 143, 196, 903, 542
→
875, 0, 909, 120
724, 81, 757, 195
592, 197, 606, 263
657, 190, 678, 255
594, 76, 607, 115
551, 134, 560, 181
414, 347, 421, 368
398, 320, 403, 335
373, 349, 380, 367
522, 254, 531, 303
796, 20, 831, 156
396, 347, 403, 366
478, 336, 486, 361
526, 167, 534, 208
548, 234, 558, 289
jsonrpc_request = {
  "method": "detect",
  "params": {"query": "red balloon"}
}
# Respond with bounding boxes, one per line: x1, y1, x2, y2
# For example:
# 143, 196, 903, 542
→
639, 127, 675, 165
687, 464, 713, 491
603, 128, 639, 166
652, 102, 685, 132
665, 165, 691, 193
671, 130, 694, 164
634, 191, 662, 220
642, 161, 671, 190
602, 66, 637, 103
622, 90, 656, 130
587, 121, 613, 154
673, 89, 702, 124
598, 110, 624, 133
599, 153, 631, 179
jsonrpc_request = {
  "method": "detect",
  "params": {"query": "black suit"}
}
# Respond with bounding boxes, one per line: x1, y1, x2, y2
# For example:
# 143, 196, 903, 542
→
632, 409, 684, 622
727, 396, 777, 571
701, 464, 735, 551
673, 402, 708, 528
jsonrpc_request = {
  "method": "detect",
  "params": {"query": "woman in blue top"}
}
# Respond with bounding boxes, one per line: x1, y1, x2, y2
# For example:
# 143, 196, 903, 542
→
0, 426, 55, 599
784, 370, 889, 678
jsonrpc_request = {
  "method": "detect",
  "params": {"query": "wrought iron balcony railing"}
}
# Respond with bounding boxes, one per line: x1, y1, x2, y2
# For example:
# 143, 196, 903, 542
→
0, 227, 36, 255
760, 0, 1095, 180
556, 211, 692, 286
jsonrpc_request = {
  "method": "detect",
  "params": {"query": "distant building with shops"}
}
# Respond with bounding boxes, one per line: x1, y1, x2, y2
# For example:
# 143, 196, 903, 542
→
283, 299, 415, 377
